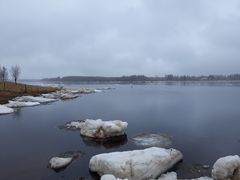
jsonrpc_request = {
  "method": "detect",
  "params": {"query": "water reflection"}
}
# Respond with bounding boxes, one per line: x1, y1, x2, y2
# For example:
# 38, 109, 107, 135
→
81, 134, 128, 149
172, 162, 211, 179
12, 108, 22, 118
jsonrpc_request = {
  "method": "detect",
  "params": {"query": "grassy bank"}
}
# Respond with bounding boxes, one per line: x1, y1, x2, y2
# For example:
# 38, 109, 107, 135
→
0, 81, 59, 104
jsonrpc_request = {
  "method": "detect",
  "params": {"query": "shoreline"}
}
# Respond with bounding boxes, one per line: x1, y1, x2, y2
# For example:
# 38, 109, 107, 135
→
0, 81, 59, 104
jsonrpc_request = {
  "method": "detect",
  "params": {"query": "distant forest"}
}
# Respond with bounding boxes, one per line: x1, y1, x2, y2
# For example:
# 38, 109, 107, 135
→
42, 74, 240, 82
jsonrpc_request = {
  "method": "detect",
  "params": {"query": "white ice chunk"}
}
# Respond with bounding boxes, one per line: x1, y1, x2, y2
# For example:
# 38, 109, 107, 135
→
42, 93, 60, 99
6, 101, 40, 108
101, 174, 128, 180
0, 105, 14, 114
157, 172, 177, 180
66, 121, 82, 129
132, 134, 173, 148
80, 119, 128, 138
212, 155, 240, 180
15, 96, 57, 103
60, 93, 79, 100
94, 89, 103, 93
49, 157, 73, 170
89, 147, 183, 180
101, 172, 212, 180
192, 177, 213, 180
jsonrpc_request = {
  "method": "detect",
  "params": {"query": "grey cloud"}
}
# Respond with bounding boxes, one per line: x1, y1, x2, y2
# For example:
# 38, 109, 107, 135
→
0, 0, 240, 78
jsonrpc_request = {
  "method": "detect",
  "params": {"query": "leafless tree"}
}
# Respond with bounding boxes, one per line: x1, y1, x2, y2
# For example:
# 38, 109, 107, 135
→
11, 65, 21, 84
0, 66, 8, 88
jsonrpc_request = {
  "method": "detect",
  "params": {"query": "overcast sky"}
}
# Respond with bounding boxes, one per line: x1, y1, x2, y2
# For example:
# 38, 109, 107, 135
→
0, 0, 240, 78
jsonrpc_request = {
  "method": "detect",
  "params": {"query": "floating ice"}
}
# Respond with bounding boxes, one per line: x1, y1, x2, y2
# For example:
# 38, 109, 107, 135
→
132, 133, 173, 148
89, 147, 183, 180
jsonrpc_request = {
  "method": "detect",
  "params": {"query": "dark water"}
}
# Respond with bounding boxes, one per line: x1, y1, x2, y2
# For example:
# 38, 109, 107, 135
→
1, 83, 240, 179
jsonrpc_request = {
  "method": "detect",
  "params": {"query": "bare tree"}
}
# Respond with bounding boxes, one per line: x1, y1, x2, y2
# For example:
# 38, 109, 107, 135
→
11, 65, 21, 84
0, 66, 8, 88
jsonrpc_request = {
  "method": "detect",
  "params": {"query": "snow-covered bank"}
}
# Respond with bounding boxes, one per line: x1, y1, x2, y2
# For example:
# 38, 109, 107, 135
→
0, 87, 107, 115
89, 147, 183, 180
0, 105, 14, 115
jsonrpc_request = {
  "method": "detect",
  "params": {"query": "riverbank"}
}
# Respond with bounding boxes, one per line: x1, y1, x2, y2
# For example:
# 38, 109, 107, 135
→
0, 82, 59, 104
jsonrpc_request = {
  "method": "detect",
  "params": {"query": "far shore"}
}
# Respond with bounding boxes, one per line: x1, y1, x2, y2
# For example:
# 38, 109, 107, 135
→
0, 81, 59, 104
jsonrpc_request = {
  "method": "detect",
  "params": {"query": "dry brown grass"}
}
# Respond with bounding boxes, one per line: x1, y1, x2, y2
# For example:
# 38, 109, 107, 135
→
0, 81, 59, 104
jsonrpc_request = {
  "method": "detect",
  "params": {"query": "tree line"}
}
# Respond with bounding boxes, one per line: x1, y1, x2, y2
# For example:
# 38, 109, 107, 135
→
42, 74, 240, 82
0, 65, 21, 86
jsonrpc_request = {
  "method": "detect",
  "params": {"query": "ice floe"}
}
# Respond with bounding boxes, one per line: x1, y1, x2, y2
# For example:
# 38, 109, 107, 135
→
14, 96, 57, 103
60, 93, 79, 100
6, 100, 40, 108
0, 105, 14, 115
89, 147, 183, 180
157, 172, 177, 180
49, 157, 73, 170
101, 172, 212, 180
212, 155, 240, 180
64, 121, 82, 130
132, 133, 173, 148
48, 150, 83, 171
41, 93, 61, 99
101, 174, 128, 180
80, 119, 128, 139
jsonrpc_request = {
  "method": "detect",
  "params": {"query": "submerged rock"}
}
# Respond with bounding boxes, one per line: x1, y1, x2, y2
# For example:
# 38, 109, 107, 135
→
89, 147, 183, 180
0, 105, 14, 115
132, 133, 173, 148
80, 119, 128, 139
6, 100, 40, 108
15, 96, 57, 103
212, 155, 240, 180
49, 157, 73, 170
